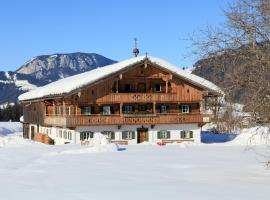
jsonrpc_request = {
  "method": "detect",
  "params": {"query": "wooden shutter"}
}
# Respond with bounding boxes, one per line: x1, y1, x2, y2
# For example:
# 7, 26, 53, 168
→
157, 131, 161, 139
132, 131, 135, 139
180, 131, 185, 139
111, 132, 115, 139
189, 131, 193, 138
167, 131, 171, 139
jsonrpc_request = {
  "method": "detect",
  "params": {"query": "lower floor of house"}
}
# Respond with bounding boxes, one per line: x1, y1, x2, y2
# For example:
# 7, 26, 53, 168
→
22, 123, 201, 145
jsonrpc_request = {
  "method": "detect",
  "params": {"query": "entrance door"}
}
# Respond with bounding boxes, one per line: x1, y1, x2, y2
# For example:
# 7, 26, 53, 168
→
30, 126, 35, 140
137, 128, 148, 143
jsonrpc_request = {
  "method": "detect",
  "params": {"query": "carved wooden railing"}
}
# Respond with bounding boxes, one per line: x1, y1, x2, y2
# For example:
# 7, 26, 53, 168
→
96, 93, 202, 103
44, 113, 211, 127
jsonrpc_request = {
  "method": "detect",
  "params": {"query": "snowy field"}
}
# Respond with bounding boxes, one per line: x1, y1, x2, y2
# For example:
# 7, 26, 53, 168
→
0, 122, 270, 200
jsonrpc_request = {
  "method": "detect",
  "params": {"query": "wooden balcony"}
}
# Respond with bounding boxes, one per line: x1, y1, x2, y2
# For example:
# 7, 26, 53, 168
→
44, 113, 211, 127
96, 93, 202, 104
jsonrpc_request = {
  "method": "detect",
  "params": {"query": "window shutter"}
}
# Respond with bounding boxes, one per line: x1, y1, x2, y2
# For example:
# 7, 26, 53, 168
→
157, 131, 161, 139
189, 131, 193, 138
166, 105, 170, 112
122, 132, 126, 140
132, 131, 135, 139
110, 106, 114, 114
167, 131, 171, 139
111, 132, 115, 140
180, 131, 185, 139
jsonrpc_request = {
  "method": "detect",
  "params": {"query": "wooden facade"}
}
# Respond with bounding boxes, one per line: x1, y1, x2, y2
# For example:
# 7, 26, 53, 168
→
20, 57, 220, 145
21, 61, 212, 128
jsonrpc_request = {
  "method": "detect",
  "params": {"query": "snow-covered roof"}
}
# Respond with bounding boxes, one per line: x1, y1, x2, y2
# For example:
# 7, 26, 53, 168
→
18, 55, 224, 101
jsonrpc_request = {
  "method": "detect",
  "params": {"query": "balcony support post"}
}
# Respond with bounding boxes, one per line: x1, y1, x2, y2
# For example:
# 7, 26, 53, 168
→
120, 103, 123, 115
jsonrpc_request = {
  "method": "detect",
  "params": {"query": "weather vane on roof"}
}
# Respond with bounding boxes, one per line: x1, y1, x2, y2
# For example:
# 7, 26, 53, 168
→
133, 37, 139, 57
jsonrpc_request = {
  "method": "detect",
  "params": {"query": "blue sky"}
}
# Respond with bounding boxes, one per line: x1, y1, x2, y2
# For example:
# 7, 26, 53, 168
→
0, 0, 231, 71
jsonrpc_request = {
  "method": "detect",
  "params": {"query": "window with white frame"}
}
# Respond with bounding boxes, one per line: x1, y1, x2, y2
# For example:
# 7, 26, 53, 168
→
55, 106, 62, 115
157, 130, 170, 139
81, 106, 92, 115
122, 131, 135, 140
160, 105, 168, 113
102, 106, 111, 115
180, 131, 193, 139
101, 131, 115, 140
181, 105, 190, 113
123, 105, 134, 114
80, 131, 94, 141
65, 106, 72, 115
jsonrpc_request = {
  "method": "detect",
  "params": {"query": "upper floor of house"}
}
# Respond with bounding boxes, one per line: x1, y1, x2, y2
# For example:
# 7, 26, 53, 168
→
19, 55, 223, 127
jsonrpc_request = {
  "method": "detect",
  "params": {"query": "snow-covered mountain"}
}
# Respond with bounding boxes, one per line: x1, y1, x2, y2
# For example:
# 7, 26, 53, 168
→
0, 53, 116, 105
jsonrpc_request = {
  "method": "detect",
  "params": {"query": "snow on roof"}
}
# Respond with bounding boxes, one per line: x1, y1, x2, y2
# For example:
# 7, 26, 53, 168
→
18, 55, 224, 101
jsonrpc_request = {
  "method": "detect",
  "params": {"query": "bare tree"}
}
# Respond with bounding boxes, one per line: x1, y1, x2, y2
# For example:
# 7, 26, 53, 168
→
191, 0, 270, 166
191, 0, 270, 123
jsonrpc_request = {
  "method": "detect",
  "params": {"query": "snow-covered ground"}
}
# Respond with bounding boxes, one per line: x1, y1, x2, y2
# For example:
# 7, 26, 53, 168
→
0, 122, 270, 200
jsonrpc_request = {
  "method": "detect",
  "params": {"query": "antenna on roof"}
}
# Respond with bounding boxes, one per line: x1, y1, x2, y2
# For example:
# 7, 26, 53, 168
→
133, 38, 139, 57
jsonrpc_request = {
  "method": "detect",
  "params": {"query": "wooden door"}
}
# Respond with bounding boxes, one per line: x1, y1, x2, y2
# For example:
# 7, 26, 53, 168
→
30, 126, 35, 140
137, 128, 148, 143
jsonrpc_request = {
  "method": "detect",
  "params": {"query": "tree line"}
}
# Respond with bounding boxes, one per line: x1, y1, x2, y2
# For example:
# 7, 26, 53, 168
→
0, 104, 22, 121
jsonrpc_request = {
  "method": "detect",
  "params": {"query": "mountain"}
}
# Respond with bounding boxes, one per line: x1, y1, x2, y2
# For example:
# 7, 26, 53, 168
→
0, 53, 116, 105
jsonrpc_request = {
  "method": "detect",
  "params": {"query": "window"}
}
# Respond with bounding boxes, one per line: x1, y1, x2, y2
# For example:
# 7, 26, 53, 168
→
55, 106, 62, 115
181, 105, 190, 113
138, 104, 147, 112
154, 84, 161, 92
122, 131, 135, 140
101, 131, 115, 140
180, 131, 193, 139
102, 106, 111, 115
81, 106, 92, 115
157, 130, 170, 139
80, 131, 94, 141
124, 84, 131, 92
123, 105, 134, 114
59, 130, 62, 138
64, 131, 67, 139
68, 131, 72, 140
65, 106, 72, 115
160, 105, 169, 113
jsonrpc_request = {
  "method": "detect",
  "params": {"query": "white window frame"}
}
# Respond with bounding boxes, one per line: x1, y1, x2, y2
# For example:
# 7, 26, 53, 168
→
101, 131, 115, 140
181, 105, 190, 113
55, 106, 62, 115
122, 131, 135, 140
80, 131, 94, 141
180, 130, 193, 139
124, 105, 133, 113
158, 130, 170, 139
161, 105, 167, 113
81, 106, 92, 115
102, 106, 111, 115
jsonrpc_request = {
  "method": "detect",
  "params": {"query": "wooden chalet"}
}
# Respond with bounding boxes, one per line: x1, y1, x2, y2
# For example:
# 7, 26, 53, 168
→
19, 55, 223, 145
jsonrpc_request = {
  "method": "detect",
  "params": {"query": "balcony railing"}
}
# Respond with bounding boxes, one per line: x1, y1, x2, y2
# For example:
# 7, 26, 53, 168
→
44, 113, 211, 127
95, 93, 202, 104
